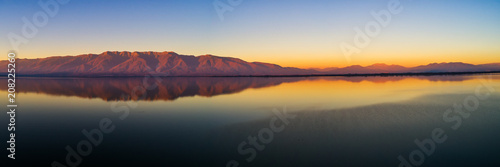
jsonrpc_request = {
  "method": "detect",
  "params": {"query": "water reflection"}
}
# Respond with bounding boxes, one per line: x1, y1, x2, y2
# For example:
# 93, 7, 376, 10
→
212, 93, 500, 166
2, 74, 500, 167
0, 75, 487, 101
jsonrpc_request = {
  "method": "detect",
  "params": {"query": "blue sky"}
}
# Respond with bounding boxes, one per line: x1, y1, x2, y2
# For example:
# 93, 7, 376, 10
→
1, 0, 499, 67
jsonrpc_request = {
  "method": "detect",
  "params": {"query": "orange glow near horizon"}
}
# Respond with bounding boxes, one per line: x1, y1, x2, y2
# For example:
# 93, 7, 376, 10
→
1, 49, 498, 69
243, 52, 500, 69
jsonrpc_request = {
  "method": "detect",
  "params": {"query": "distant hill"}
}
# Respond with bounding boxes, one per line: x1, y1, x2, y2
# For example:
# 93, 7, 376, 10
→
318, 62, 500, 74
1, 51, 499, 76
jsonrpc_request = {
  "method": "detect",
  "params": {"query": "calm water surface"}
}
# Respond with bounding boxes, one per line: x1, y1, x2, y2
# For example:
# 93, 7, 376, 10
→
2, 74, 500, 167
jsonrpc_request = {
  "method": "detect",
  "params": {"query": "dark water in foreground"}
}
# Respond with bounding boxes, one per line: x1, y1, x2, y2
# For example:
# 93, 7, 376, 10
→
2, 74, 500, 167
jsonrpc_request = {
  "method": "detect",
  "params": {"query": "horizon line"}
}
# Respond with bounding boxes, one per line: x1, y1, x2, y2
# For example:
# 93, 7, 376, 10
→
5, 50, 499, 69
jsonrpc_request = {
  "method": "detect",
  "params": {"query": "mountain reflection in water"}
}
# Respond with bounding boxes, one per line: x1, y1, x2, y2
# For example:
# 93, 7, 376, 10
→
1, 75, 479, 101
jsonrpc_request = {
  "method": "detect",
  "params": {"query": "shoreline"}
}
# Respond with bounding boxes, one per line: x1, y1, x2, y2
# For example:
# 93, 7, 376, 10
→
1, 71, 499, 78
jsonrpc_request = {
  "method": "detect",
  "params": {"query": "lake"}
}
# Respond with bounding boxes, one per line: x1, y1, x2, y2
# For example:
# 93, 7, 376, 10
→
2, 74, 500, 167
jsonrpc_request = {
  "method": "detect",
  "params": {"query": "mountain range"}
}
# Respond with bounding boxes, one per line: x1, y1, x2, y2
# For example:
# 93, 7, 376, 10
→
1, 51, 499, 76
316, 62, 500, 74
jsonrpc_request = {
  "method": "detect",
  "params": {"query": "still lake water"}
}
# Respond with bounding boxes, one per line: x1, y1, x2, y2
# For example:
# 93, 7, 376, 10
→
2, 74, 500, 167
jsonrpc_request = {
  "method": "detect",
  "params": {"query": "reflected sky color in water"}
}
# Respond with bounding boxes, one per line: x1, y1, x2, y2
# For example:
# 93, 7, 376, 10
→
2, 74, 500, 166
3, 75, 499, 113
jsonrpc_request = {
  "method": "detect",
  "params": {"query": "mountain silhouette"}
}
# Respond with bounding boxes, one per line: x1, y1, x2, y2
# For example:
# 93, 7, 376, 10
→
1, 51, 499, 76
2, 51, 312, 76
318, 62, 500, 74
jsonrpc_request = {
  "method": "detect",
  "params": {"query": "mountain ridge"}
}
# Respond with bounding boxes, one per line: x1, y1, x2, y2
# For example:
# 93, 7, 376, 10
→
1, 51, 499, 76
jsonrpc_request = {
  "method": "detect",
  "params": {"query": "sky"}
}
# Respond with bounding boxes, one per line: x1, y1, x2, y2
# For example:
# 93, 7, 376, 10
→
1, 0, 499, 68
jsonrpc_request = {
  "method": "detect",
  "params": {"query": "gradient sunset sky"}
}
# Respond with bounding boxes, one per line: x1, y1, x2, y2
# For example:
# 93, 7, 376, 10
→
1, 0, 499, 68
